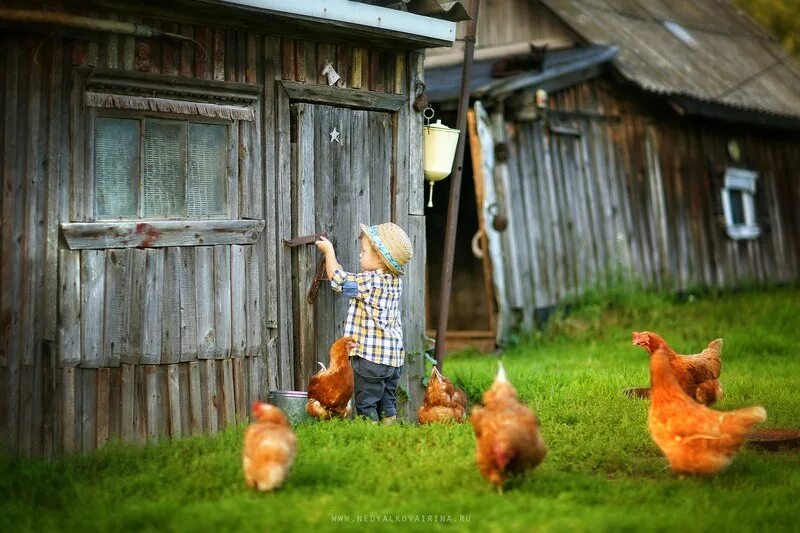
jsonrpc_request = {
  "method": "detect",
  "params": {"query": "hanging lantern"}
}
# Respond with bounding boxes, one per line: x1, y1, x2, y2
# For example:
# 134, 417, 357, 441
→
423, 108, 460, 208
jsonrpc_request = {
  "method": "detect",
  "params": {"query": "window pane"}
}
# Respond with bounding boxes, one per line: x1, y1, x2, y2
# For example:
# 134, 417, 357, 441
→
188, 123, 227, 217
96, 118, 139, 218
728, 189, 745, 225
143, 119, 186, 218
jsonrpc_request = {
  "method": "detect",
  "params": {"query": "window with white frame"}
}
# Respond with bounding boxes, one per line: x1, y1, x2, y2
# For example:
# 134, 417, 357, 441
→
721, 167, 760, 240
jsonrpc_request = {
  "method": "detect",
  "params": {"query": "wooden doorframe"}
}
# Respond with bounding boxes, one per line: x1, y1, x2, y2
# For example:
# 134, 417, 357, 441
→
274, 80, 409, 390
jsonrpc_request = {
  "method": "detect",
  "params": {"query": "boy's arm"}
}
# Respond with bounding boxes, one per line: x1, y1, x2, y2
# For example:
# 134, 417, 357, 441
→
323, 249, 342, 281
315, 236, 342, 280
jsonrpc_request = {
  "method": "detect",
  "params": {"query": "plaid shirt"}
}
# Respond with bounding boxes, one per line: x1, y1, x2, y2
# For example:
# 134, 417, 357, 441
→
330, 268, 405, 367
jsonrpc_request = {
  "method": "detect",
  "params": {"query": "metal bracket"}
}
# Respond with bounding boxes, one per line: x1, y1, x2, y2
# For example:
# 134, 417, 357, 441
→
283, 232, 328, 304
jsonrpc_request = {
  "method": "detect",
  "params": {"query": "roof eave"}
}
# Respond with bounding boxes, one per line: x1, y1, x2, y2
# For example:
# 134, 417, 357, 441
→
204, 0, 457, 47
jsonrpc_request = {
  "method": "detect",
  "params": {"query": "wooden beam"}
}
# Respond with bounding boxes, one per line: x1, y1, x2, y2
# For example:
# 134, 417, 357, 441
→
60, 219, 265, 250
278, 80, 405, 112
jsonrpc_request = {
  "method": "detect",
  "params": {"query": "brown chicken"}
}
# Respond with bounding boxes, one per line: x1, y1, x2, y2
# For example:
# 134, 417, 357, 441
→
417, 366, 468, 424
648, 347, 766, 475
243, 402, 298, 491
633, 331, 723, 405
469, 362, 547, 488
306, 336, 357, 419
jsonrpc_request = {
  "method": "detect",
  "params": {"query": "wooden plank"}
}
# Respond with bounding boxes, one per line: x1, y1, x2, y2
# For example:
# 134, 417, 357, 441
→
246, 34, 258, 84
227, 117, 240, 219
178, 24, 193, 76
213, 246, 232, 359
104, 249, 131, 367
245, 245, 262, 358
1, 44, 21, 369
195, 246, 216, 359
232, 356, 248, 422
108, 365, 122, 442
144, 365, 158, 442
230, 245, 247, 358
62, 367, 76, 453
350, 47, 363, 89
225, 29, 237, 82
125, 249, 146, 364
96, 367, 110, 449
41, 341, 57, 457
212, 28, 225, 81
161, 247, 182, 364
221, 358, 235, 427
201, 359, 218, 434
194, 27, 212, 80
19, 366, 33, 455
58, 250, 81, 366
178, 363, 191, 436
21, 45, 43, 370
404, 214, 427, 421
177, 247, 198, 362
263, 36, 280, 329
81, 250, 105, 368
265, 335, 278, 392
407, 52, 425, 216
69, 69, 86, 221
167, 364, 182, 438
188, 361, 202, 435
292, 103, 317, 389
141, 249, 164, 365
43, 39, 64, 344
61, 219, 266, 250
81, 368, 97, 453
122, 17, 136, 70
279, 80, 405, 112
249, 353, 262, 406
281, 38, 295, 80
275, 84, 295, 390
120, 364, 135, 442
394, 52, 406, 95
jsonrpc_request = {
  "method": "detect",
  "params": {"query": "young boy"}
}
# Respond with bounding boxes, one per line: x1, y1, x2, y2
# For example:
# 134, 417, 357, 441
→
315, 222, 413, 424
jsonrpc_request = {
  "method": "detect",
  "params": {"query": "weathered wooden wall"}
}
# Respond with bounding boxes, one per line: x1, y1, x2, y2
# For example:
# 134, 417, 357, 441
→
425, 0, 579, 66
496, 79, 800, 329
0, 4, 428, 456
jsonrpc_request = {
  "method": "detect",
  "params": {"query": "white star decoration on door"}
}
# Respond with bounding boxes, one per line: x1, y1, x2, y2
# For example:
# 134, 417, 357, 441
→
329, 128, 341, 144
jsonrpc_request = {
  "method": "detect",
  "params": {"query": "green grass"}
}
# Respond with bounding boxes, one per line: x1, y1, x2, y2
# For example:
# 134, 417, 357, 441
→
2, 287, 800, 532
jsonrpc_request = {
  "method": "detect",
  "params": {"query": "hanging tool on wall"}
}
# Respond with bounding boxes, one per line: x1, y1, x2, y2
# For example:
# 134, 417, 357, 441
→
283, 232, 328, 304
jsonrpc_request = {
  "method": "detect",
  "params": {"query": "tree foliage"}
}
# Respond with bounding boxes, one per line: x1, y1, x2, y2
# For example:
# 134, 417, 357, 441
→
734, 0, 800, 58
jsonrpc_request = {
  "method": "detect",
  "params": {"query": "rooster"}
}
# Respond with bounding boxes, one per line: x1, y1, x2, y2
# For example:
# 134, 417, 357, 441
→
633, 331, 723, 405
243, 402, 298, 492
648, 347, 766, 475
306, 336, 357, 419
417, 366, 467, 424
469, 362, 547, 488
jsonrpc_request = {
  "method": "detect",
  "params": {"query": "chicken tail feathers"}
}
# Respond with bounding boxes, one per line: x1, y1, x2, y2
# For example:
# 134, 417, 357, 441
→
317, 361, 327, 371
722, 406, 766, 436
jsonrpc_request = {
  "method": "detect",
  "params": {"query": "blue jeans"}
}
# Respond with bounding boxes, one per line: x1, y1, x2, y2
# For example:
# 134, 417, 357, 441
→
351, 357, 402, 421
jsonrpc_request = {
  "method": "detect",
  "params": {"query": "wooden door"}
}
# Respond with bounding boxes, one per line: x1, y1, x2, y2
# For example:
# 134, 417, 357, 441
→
290, 103, 393, 390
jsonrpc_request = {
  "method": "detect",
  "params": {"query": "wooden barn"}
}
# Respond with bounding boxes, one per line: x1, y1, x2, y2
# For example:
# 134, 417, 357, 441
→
424, 0, 800, 348
0, 0, 463, 456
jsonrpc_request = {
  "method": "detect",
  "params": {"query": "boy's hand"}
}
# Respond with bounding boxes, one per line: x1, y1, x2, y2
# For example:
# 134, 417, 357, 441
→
315, 236, 335, 255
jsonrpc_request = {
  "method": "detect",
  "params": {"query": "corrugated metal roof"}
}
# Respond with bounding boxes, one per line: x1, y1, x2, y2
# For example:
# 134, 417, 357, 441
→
425, 44, 618, 102
541, 0, 800, 119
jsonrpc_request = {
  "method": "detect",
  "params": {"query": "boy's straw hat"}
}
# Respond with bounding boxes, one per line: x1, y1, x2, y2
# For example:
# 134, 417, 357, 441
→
360, 222, 413, 276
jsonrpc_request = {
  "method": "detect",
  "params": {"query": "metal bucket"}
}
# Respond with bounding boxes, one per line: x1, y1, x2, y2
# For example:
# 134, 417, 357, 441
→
267, 390, 315, 426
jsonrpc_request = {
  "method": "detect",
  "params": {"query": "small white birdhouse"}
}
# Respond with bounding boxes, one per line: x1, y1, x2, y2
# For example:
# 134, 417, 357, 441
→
321, 61, 341, 86
423, 118, 460, 207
